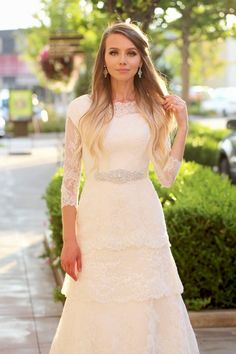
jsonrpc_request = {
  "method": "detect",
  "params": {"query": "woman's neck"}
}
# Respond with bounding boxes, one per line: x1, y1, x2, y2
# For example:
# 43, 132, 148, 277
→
111, 79, 135, 102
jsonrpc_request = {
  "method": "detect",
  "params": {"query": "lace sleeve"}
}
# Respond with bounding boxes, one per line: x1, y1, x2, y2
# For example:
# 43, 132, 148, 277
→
61, 115, 82, 209
153, 155, 182, 188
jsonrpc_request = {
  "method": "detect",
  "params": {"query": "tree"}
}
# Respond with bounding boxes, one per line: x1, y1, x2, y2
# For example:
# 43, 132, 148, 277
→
154, 0, 236, 102
91, 0, 236, 101
90, 0, 161, 31
24, 0, 236, 100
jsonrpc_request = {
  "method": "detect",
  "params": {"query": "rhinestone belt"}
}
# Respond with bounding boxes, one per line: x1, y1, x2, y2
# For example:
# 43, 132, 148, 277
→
94, 169, 147, 183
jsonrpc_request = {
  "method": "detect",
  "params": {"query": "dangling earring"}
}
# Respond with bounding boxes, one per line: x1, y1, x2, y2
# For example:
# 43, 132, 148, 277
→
138, 66, 142, 79
103, 65, 108, 78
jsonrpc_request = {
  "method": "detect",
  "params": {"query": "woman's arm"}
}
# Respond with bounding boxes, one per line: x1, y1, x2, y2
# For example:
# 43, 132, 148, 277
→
152, 94, 188, 188
62, 206, 77, 243
60, 111, 83, 281
163, 94, 188, 160
169, 125, 188, 160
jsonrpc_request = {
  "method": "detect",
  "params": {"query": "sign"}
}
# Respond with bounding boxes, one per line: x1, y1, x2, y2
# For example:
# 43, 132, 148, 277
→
49, 33, 83, 58
9, 89, 33, 121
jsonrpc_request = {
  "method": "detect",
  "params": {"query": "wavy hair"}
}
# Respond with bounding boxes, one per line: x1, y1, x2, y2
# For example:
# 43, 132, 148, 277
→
78, 22, 176, 172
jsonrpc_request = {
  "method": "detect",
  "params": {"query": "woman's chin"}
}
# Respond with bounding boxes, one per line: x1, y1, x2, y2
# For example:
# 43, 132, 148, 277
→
110, 74, 135, 82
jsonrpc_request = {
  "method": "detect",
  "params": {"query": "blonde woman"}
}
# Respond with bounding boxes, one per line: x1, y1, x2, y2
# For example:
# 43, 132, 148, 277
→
49, 22, 199, 354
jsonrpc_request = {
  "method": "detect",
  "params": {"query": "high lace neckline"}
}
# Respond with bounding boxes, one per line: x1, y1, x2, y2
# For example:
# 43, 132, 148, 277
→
112, 100, 138, 118
113, 100, 136, 106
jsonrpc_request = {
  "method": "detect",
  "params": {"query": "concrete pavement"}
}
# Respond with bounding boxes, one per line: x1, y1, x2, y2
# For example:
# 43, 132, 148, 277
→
0, 134, 62, 354
0, 133, 235, 353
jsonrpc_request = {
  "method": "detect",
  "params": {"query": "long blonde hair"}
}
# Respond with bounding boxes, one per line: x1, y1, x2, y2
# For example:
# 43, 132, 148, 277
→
78, 22, 175, 172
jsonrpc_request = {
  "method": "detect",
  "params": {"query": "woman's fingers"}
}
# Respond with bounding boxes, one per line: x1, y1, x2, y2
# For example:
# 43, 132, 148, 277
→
60, 242, 82, 281
162, 95, 186, 112
77, 256, 82, 272
64, 262, 77, 281
61, 258, 82, 281
69, 263, 78, 281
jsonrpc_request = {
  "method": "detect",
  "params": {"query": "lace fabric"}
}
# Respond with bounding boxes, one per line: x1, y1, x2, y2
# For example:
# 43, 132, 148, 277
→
61, 116, 82, 208
50, 295, 199, 354
152, 155, 182, 188
61, 244, 184, 303
113, 100, 138, 117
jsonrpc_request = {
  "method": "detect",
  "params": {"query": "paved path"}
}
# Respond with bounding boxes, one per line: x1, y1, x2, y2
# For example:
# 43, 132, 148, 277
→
0, 133, 235, 353
0, 134, 62, 354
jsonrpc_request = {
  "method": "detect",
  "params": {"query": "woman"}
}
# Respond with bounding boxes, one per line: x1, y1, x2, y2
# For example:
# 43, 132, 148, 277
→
49, 22, 199, 353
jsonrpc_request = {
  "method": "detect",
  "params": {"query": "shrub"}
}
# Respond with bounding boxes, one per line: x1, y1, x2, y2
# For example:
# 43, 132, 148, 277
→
43, 168, 63, 258
161, 162, 236, 310
184, 122, 229, 167
184, 137, 219, 167
39, 118, 65, 133
188, 102, 215, 117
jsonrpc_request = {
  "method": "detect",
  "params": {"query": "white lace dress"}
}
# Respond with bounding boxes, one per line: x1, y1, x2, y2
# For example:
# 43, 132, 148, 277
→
49, 94, 199, 354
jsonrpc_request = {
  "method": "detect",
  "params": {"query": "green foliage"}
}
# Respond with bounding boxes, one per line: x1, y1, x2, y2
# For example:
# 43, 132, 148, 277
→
162, 162, 236, 309
53, 286, 66, 303
184, 122, 229, 167
188, 102, 215, 117
184, 137, 219, 167
185, 297, 212, 311
43, 168, 64, 257
39, 119, 65, 133
24, 0, 236, 98
74, 63, 93, 97
91, 0, 161, 31
188, 122, 229, 141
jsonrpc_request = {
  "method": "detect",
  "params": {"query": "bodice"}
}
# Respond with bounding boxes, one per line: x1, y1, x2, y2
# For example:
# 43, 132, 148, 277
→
61, 95, 182, 208
82, 100, 151, 180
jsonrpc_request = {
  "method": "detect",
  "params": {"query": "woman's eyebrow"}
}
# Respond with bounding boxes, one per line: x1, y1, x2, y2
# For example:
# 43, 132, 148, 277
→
107, 47, 138, 50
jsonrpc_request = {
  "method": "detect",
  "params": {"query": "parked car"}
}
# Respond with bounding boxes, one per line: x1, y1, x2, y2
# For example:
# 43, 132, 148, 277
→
201, 87, 236, 116
218, 119, 236, 183
0, 115, 6, 137
189, 85, 214, 103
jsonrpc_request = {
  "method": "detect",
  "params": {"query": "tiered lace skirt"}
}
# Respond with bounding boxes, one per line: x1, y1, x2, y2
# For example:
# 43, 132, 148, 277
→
49, 177, 199, 354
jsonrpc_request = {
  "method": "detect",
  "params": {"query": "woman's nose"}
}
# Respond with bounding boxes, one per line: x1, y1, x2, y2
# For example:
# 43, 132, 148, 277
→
119, 53, 127, 64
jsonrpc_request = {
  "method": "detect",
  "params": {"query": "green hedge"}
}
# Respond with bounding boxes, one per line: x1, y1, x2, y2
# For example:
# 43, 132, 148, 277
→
43, 168, 63, 258
39, 119, 66, 133
44, 161, 236, 310
184, 122, 229, 167
150, 161, 236, 310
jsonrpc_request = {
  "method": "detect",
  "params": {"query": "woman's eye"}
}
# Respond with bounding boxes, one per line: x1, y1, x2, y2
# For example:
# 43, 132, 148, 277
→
109, 51, 117, 56
128, 51, 137, 56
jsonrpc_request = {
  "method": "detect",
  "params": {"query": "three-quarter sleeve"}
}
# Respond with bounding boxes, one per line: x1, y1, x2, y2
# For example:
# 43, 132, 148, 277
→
61, 115, 82, 209
151, 153, 182, 188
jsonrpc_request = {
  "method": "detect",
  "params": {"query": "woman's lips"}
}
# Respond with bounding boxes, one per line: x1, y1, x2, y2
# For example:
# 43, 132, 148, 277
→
116, 69, 130, 73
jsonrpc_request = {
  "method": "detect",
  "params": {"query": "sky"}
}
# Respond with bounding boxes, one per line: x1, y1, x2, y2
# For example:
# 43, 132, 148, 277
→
0, 0, 42, 30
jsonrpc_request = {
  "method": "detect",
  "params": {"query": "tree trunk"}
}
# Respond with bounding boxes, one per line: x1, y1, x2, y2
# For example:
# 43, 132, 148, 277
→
180, 7, 192, 105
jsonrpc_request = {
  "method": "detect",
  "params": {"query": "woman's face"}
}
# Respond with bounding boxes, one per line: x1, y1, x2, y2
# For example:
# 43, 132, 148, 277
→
104, 33, 142, 82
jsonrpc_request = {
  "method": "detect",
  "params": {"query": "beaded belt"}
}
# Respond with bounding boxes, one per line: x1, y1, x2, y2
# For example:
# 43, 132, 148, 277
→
94, 169, 147, 183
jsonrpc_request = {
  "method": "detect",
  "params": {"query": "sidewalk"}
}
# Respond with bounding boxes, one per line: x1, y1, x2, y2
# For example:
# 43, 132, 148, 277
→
0, 133, 235, 353
0, 134, 62, 354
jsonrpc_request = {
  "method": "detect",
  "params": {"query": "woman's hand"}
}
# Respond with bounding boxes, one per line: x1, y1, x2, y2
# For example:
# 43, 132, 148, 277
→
60, 239, 82, 281
162, 94, 188, 130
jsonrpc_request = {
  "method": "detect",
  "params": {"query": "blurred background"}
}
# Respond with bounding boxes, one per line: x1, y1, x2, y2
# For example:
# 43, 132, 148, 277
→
0, 0, 236, 131
0, 2, 236, 354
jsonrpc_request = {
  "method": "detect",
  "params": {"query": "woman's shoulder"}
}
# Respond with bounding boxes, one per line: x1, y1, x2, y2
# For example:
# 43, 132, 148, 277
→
67, 94, 92, 125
